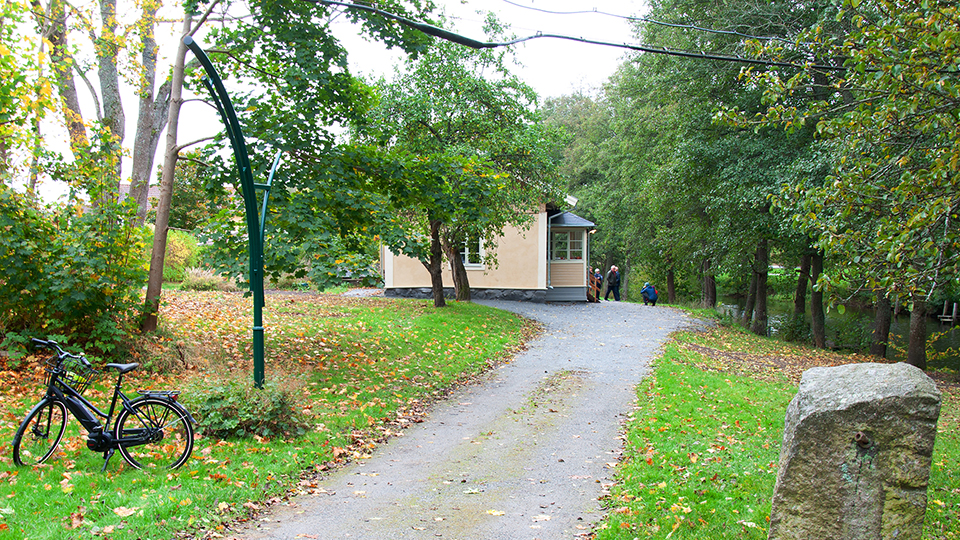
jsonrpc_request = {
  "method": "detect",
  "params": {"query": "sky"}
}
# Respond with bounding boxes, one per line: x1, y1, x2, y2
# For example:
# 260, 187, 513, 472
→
330, 0, 648, 98
30, 0, 648, 201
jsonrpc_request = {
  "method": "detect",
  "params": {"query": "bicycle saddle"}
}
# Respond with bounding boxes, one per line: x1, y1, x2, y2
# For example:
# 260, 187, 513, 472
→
105, 363, 140, 374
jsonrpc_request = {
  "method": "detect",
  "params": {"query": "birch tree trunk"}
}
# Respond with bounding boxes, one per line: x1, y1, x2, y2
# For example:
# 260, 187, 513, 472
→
35, 0, 89, 151
129, 0, 171, 224
142, 12, 193, 332
96, 0, 124, 187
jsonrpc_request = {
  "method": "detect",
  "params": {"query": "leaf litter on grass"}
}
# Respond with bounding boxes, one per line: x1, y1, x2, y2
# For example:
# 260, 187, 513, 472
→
0, 290, 536, 540
595, 324, 960, 540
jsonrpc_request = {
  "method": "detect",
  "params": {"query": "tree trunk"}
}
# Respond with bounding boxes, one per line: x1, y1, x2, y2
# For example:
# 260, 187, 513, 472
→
440, 233, 471, 302
129, 0, 171, 225
666, 267, 676, 304
810, 250, 826, 349
870, 293, 892, 358
425, 219, 446, 307
793, 252, 810, 317
37, 0, 89, 151
701, 258, 716, 308
142, 13, 193, 333
97, 0, 124, 185
906, 296, 927, 370
751, 239, 769, 337
742, 270, 757, 327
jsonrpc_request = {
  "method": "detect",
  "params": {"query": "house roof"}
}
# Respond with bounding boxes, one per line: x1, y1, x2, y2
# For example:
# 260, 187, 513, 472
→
550, 211, 595, 228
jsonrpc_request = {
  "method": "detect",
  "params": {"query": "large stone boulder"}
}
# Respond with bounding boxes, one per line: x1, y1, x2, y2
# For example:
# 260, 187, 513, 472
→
768, 362, 941, 540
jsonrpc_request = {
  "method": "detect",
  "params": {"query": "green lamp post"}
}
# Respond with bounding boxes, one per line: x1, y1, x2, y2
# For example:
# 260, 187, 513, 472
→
184, 36, 279, 389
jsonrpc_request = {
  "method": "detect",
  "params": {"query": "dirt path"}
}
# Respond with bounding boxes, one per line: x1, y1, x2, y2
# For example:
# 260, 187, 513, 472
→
232, 300, 697, 540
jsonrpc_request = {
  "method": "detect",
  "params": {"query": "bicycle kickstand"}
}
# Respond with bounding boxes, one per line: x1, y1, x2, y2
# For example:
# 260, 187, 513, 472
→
102, 449, 115, 472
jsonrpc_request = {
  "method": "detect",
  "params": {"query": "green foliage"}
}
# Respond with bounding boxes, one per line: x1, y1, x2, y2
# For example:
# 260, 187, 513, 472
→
149, 150, 232, 231
192, 0, 437, 294
186, 375, 312, 440
832, 313, 874, 353
739, 0, 960, 299
0, 181, 146, 354
0, 1, 54, 180
358, 28, 564, 301
777, 313, 811, 343
163, 229, 199, 282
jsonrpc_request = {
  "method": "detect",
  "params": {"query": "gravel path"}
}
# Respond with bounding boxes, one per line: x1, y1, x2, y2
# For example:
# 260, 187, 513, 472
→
233, 300, 697, 540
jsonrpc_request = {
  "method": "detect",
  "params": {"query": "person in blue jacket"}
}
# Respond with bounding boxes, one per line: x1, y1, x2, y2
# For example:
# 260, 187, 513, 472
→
640, 282, 658, 306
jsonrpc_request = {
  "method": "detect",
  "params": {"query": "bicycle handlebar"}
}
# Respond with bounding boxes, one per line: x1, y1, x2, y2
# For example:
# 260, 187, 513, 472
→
32, 338, 92, 368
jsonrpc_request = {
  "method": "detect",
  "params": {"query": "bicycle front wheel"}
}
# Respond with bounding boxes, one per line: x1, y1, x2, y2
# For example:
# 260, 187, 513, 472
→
115, 398, 194, 470
13, 399, 67, 466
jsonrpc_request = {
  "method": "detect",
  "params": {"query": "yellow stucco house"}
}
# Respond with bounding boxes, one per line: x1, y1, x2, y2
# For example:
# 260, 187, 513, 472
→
381, 203, 596, 302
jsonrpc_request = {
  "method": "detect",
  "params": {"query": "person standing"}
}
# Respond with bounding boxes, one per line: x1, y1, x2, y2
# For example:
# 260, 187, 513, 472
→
593, 268, 603, 300
604, 265, 621, 301
640, 282, 658, 306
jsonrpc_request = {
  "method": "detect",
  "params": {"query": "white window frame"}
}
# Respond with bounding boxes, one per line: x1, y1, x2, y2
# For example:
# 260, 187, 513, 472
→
459, 236, 485, 269
551, 230, 584, 261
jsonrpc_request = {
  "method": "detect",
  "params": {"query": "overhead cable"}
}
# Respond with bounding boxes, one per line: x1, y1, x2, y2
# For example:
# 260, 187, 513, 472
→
307, 0, 844, 71
500, 0, 795, 45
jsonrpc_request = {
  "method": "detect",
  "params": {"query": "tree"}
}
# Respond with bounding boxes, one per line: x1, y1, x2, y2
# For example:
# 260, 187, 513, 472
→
743, 0, 960, 368
360, 24, 563, 305
164, 0, 438, 313
0, 1, 54, 184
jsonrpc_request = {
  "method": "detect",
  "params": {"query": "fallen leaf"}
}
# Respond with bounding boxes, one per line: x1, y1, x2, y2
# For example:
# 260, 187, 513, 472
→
487, 510, 505, 516
113, 506, 138, 517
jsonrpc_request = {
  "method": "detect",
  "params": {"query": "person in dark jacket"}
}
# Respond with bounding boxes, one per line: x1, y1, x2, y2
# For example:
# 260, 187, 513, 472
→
640, 282, 658, 306
604, 266, 621, 301
593, 268, 603, 300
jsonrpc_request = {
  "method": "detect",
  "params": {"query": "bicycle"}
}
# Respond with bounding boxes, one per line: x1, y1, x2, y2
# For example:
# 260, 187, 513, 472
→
12, 338, 195, 471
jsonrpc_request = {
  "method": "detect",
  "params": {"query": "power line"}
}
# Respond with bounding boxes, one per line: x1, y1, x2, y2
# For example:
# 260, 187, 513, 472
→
500, 0, 795, 45
308, 0, 844, 72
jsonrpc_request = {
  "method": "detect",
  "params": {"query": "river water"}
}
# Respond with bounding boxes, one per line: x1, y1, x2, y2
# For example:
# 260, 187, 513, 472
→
718, 297, 960, 372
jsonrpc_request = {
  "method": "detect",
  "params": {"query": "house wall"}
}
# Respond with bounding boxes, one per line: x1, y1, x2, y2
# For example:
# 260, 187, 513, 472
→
549, 261, 586, 287
383, 212, 547, 290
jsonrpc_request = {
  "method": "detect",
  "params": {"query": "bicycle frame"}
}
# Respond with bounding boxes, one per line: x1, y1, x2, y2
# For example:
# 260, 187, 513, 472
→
15, 339, 196, 471
47, 366, 168, 450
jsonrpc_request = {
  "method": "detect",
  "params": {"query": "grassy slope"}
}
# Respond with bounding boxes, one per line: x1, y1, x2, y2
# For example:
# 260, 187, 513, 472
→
0, 292, 533, 540
596, 324, 960, 539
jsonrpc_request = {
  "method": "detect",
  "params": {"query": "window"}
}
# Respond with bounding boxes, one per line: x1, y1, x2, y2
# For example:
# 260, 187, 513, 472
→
551, 231, 583, 260
459, 236, 484, 268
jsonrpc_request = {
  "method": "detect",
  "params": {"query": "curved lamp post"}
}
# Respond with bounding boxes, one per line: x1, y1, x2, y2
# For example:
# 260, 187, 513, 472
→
184, 36, 279, 388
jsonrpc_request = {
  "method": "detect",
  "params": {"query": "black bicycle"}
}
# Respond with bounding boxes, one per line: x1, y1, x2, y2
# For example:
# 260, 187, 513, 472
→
12, 338, 195, 471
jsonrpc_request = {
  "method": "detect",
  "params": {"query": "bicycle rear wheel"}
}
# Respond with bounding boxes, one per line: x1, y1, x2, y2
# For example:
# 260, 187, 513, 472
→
13, 399, 67, 466
115, 398, 193, 470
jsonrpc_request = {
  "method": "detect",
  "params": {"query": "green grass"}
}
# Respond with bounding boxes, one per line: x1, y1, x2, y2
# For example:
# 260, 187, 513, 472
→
0, 293, 531, 539
596, 328, 960, 539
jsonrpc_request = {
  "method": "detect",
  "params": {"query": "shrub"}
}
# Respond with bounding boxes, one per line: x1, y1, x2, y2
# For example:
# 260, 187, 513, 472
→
0, 184, 146, 354
181, 267, 239, 292
186, 375, 312, 439
777, 313, 811, 343
164, 229, 199, 282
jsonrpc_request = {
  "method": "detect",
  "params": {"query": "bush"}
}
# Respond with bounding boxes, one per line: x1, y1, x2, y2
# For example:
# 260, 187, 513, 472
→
164, 229, 199, 282
777, 313, 810, 342
186, 375, 312, 439
833, 313, 873, 352
181, 267, 239, 292
0, 184, 147, 354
